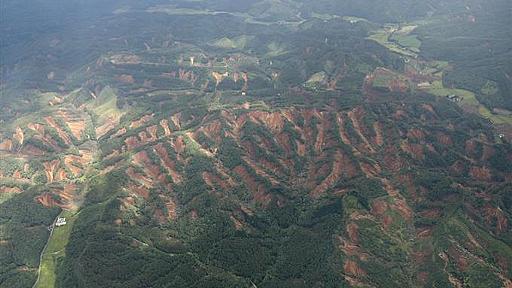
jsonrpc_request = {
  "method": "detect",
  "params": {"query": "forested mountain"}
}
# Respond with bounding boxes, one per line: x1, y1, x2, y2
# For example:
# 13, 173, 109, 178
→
1, 1, 511, 287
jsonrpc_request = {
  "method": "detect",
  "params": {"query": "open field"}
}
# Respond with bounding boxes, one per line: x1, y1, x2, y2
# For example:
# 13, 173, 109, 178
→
35, 210, 78, 288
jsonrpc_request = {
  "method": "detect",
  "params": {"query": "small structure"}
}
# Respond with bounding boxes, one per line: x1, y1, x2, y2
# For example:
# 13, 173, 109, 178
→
55, 217, 67, 227
446, 94, 462, 102
499, 134, 505, 139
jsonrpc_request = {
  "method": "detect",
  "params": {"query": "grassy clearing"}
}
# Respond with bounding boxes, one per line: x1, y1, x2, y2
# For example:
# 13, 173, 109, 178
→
36, 210, 78, 288
427, 84, 512, 124
210, 35, 254, 50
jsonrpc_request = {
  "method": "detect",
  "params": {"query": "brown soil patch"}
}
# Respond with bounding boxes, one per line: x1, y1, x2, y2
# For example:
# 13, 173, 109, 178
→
344, 260, 366, 277
43, 160, 61, 183
170, 113, 182, 130
230, 215, 244, 230
392, 199, 414, 221
436, 133, 453, 146
96, 116, 119, 138
247, 111, 285, 132
0, 139, 13, 151
469, 166, 492, 181
117, 74, 135, 84
160, 119, 172, 137
373, 122, 384, 146
336, 113, 354, 147
173, 136, 185, 154
407, 128, 425, 140
14, 127, 24, 145
311, 152, 358, 198
154, 143, 182, 183
483, 205, 508, 234
130, 114, 154, 129
36, 193, 60, 208
360, 162, 381, 178
56, 110, 87, 140
127, 167, 153, 188
464, 139, 477, 154
0, 186, 22, 193
481, 145, 495, 161
202, 171, 229, 190
346, 223, 359, 243
27, 123, 45, 135
44, 116, 72, 145
371, 200, 388, 216
233, 165, 271, 205
401, 141, 424, 160
129, 184, 150, 199
348, 107, 374, 153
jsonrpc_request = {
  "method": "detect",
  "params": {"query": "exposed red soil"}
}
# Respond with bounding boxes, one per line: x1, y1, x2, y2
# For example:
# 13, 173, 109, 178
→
36, 193, 61, 208
96, 116, 119, 138
247, 111, 286, 133
360, 162, 381, 178
483, 205, 508, 234
417, 227, 433, 238
56, 110, 87, 140
407, 128, 425, 140
125, 136, 139, 150
469, 166, 492, 181
464, 139, 477, 155
346, 223, 359, 243
348, 107, 375, 153
373, 122, 384, 146
154, 143, 182, 183
21, 144, 46, 156
0, 139, 13, 151
161, 195, 177, 220
126, 167, 153, 188
233, 165, 271, 205
419, 209, 441, 219
13, 127, 24, 145
202, 171, 229, 190
146, 125, 159, 140
160, 119, 172, 137
394, 109, 407, 120
200, 120, 223, 143
371, 200, 388, 216
112, 127, 127, 138
230, 215, 244, 230
43, 160, 61, 183
44, 116, 72, 145
173, 136, 185, 154
313, 112, 329, 153
311, 152, 358, 197
481, 145, 495, 161
344, 260, 366, 277
436, 133, 453, 146
117, 74, 135, 84
0, 186, 22, 193
170, 113, 182, 130
392, 199, 414, 221
27, 123, 45, 135
449, 160, 466, 176
401, 141, 424, 160
383, 147, 406, 172
132, 151, 168, 186
129, 184, 150, 199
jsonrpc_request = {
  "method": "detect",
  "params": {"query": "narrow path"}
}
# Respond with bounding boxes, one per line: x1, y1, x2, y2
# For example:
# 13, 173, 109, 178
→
32, 216, 58, 288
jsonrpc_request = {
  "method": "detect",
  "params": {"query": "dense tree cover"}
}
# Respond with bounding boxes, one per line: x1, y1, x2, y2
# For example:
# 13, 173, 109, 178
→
1, 0, 511, 288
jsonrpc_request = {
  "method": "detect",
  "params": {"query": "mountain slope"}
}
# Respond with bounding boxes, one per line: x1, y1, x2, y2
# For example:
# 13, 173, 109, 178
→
0, 1, 511, 287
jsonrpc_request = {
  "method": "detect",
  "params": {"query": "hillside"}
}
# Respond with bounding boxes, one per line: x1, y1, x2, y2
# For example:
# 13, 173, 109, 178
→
0, 1, 511, 287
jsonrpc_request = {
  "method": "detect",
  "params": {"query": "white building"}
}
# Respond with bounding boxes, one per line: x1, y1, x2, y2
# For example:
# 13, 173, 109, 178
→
55, 217, 67, 227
